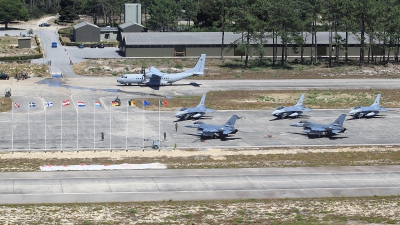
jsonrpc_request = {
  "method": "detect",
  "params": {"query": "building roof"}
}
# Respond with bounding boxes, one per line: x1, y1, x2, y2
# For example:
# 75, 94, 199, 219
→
119, 21, 146, 29
122, 32, 372, 46
100, 27, 118, 32
73, 22, 99, 29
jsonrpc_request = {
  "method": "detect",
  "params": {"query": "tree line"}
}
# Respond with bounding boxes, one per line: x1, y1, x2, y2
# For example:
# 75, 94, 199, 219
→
1, 0, 400, 67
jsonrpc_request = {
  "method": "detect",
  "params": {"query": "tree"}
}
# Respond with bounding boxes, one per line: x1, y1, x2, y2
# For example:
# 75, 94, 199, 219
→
147, 0, 180, 31
59, 0, 79, 22
180, 0, 198, 31
0, 0, 29, 29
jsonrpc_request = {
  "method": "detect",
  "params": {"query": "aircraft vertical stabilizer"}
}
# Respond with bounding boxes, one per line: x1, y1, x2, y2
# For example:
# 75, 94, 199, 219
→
198, 94, 206, 106
295, 93, 305, 106
224, 115, 243, 127
371, 94, 381, 106
185, 54, 206, 75
332, 114, 346, 126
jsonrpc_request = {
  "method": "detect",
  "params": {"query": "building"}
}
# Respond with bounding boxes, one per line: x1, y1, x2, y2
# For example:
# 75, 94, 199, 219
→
124, 3, 141, 25
73, 22, 100, 43
100, 27, 118, 41
18, 37, 31, 48
119, 32, 389, 58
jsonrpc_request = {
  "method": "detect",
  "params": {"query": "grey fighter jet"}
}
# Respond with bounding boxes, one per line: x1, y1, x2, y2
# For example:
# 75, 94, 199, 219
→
117, 54, 206, 86
349, 94, 388, 118
290, 114, 347, 137
185, 115, 244, 139
272, 94, 312, 119
175, 94, 215, 120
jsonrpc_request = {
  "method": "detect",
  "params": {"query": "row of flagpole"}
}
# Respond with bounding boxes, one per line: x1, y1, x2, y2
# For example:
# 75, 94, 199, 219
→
9, 99, 167, 151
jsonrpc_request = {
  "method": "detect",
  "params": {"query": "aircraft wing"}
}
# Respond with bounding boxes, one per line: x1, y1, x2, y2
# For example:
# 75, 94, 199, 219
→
308, 127, 326, 132
200, 128, 219, 134
148, 66, 164, 77
205, 108, 216, 113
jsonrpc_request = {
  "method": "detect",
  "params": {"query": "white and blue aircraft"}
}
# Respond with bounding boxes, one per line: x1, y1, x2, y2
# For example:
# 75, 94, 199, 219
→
290, 114, 347, 138
117, 54, 206, 86
349, 94, 388, 118
272, 93, 312, 119
175, 94, 215, 120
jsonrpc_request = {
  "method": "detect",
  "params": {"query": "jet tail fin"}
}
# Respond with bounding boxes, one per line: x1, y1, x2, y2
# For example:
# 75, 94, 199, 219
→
224, 115, 244, 127
332, 114, 346, 126
295, 94, 305, 106
185, 54, 206, 75
198, 94, 206, 106
371, 94, 381, 106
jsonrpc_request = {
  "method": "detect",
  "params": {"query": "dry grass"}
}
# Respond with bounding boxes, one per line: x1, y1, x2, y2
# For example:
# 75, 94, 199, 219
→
1, 196, 399, 224
0, 36, 38, 57
0, 62, 48, 78
72, 57, 400, 79
0, 96, 11, 112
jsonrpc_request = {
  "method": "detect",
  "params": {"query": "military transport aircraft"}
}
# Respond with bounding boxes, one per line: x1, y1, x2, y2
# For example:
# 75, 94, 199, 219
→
271, 93, 312, 119
290, 114, 347, 138
185, 115, 244, 139
117, 54, 206, 86
348, 94, 388, 118
175, 94, 215, 120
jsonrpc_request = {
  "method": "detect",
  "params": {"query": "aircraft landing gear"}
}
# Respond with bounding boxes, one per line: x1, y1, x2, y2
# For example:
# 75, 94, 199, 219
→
128, 83, 131, 86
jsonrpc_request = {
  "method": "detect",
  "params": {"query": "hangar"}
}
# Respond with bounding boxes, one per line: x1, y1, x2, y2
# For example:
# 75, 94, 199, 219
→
73, 22, 100, 43
118, 31, 392, 59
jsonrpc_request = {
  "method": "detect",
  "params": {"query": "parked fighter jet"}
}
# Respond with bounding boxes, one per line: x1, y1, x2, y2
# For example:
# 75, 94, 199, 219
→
290, 114, 347, 137
349, 94, 388, 118
272, 93, 312, 119
175, 94, 215, 120
117, 54, 206, 86
185, 115, 244, 139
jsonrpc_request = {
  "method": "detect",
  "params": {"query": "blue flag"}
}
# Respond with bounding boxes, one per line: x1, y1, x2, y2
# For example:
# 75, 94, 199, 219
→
143, 100, 150, 106
29, 102, 36, 108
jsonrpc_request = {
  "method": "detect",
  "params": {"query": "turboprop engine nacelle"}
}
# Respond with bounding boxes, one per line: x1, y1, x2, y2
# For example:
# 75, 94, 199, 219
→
366, 112, 377, 116
289, 112, 299, 117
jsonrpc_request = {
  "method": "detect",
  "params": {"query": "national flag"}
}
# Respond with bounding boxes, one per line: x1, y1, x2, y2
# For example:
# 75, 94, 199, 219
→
29, 102, 36, 108
13, 103, 20, 108
143, 100, 150, 106
45, 102, 53, 107
159, 100, 167, 106
112, 101, 120, 106
78, 101, 85, 107
95, 101, 102, 107
128, 100, 136, 106
62, 100, 70, 106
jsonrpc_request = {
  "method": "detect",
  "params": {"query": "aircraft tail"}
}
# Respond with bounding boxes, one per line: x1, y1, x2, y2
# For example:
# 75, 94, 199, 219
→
197, 94, 206, 106
185, 54, 206, 75
332, 114, 346, 126
224, 115, 244, 127
295, 94, 305, 106
371, 94, 381, 106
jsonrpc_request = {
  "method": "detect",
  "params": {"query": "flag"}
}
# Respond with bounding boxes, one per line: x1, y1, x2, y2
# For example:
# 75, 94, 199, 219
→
45, 102, 53, 107
112, 101, 120, 106
143, 100, 150, 106
159, 100, 167, 106
128, 100, 136, 106
95, 101, 102, 107
29, 102, 36, 108
62, 100, 70, 106
13, 103, 20, 108
78, 101, 85, 107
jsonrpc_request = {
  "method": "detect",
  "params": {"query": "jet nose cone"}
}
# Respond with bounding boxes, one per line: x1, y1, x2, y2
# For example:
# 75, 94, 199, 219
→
272, 110, 281, 115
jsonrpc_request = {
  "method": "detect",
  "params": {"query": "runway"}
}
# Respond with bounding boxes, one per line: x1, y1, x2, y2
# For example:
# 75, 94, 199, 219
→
0, 166, 399, 204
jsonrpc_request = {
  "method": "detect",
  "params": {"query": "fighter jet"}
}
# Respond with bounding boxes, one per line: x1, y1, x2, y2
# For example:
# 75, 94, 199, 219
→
175, 94, 215, 120
272, 93, 312, 119
290, 114, 347, 137
185, 115, 244, 139
117, 54, 206, 86
349, 94, 388, 118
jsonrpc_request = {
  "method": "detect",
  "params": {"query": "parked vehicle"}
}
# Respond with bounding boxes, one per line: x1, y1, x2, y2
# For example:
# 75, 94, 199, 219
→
90, 43, 97, 48
39, 23, 50, 27
51, 42, 57, 48
0, 73, 9, 80
78, 44, 84, 48
97, 43, 104, 48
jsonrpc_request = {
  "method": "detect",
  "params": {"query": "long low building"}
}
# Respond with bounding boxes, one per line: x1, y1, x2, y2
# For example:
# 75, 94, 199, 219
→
120, 32, 392, 58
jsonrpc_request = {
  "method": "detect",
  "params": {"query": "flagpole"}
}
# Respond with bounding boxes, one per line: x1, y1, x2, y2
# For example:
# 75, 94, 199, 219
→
126, 101, 128, 151
61, 101, 63, 151
45, 103, 47, 152
159, 99, 160, 146
142, 101, 144, 149
110, 101, 112, 151
94, 101, 96, 151
28, 101, 30, 152
11, 102, 13, 152
77, 106, 79, 151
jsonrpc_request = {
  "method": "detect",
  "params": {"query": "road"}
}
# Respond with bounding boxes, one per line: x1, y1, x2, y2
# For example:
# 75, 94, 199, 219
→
0, 166, 399, 204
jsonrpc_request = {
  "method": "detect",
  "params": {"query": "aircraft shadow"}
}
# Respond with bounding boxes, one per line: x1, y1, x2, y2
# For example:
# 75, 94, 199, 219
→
346, 115, 386, 121
290, 132, 348, 140
183, 133, 241, 141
